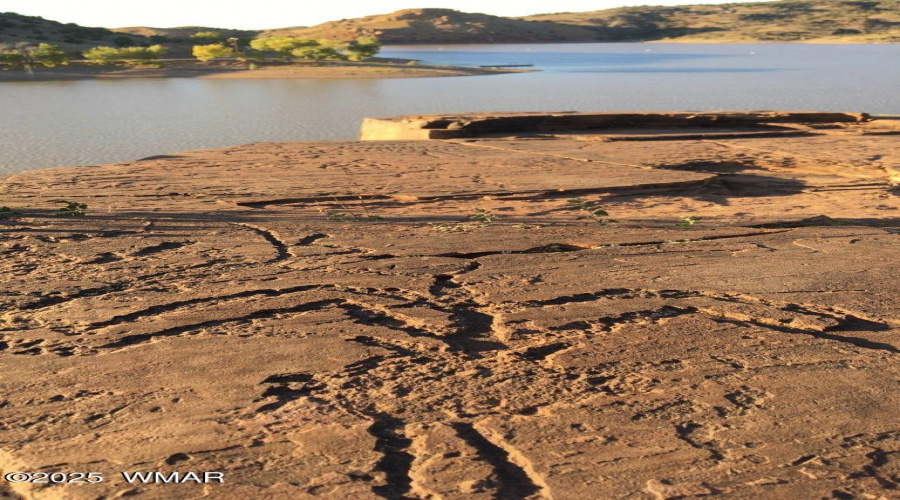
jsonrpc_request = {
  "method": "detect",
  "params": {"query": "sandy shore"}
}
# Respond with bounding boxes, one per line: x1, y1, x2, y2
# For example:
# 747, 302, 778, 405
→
0, 59, 520, 82
1, 114, 899, 499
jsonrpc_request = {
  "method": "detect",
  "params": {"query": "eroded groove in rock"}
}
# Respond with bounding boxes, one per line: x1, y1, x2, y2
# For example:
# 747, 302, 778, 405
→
711, 317, 899, 353
97, 299, 344, 349
674, 422, 726, 462
370, 414, 417, 500
296, 233, 329, 246
131, 240, 190, 256
86, 285, 326, 330
230, 222, 292, 263
450, 422, 542, 499
16, 259, 230, 311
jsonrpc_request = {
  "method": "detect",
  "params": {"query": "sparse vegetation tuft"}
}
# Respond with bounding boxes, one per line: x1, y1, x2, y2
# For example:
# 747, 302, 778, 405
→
468, 208, 497, 225
52, 200, 87, 217
324, 208, 383, 222
429, 208, 501, 232
676, 216, 701, 227
563, 199, 615, 225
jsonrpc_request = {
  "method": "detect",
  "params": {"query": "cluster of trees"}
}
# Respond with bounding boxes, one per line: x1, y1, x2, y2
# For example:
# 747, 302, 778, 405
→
82, 45, 167, 65
0, 42, 167, 71
0, 32, 382, 73
0, 43, 68, 72
191, 35, 381, 63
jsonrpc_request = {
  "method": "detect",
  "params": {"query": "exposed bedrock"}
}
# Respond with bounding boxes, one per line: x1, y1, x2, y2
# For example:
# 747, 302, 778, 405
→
0, 112, 898, 499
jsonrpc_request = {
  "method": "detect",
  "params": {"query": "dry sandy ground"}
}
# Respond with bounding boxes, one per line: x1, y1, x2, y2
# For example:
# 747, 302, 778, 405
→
0, 60, 515, 82
0, 119, 899, 499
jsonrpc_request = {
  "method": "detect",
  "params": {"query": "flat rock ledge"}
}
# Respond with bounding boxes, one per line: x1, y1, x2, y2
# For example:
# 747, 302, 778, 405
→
1, 112, 899, 500
359, 110, 872, 140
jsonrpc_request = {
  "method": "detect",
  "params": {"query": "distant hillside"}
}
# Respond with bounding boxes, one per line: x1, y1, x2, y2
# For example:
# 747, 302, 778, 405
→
523, 0, 900, 42
0, 14, 260, 57
266, 1, 900, 44
3, 0, 899, 51
261, 8, 600, 43
112, 26, 260, 42
0, 12, 150, 49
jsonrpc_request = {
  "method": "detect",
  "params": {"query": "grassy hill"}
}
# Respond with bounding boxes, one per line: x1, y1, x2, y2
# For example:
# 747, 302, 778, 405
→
523, 0, 900, 42
0, 12, 150, 49
261, 8, 600, 43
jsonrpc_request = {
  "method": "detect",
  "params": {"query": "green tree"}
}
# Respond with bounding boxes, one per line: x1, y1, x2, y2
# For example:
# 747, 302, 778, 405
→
192, 43, 235, 62
249, 36, 317, 60
344, 36, 381, 61
82, 46, 123, 64
0, 43, 69, 75
190, 31, 222, 43
33, 43, 69, 66
291, 44, 345, 61
83, 45, 167, 66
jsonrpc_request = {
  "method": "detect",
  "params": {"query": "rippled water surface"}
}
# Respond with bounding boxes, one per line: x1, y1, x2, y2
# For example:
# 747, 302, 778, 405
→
2, 43, 898, 172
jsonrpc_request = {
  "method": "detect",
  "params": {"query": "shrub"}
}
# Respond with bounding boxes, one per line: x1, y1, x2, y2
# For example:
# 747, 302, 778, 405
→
249, 36, 317, 59
291, 44, 345, 61
83, 44, 167, 66
192, 43, 235, 62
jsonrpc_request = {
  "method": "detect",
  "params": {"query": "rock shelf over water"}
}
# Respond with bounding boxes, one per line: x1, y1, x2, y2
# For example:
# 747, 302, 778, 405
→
1, 112, 899, 499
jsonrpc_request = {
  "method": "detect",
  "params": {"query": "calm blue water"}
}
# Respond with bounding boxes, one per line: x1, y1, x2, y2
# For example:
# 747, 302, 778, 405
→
1, 43, 898, 172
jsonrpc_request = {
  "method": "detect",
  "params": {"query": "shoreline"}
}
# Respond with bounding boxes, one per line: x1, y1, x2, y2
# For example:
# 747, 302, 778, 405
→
0, 59, 525, 82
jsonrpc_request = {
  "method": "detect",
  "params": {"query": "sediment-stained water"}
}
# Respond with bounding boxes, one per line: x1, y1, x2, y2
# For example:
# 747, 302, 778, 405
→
1, 43, 898, 172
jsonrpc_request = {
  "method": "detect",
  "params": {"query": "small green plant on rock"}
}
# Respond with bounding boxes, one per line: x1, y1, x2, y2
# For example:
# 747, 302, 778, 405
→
676, 216, 701, 227
325, 209, 383, 222
429, 208, 500, 232
564, 198, 615, 225
0, 206, 21, 216
52, 200, 87, 217
468, 208, 496, 225
322, 166, 388, 222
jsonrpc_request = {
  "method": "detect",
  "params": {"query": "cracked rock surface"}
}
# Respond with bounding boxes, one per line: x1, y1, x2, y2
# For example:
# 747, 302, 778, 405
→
1, 121, 899, 499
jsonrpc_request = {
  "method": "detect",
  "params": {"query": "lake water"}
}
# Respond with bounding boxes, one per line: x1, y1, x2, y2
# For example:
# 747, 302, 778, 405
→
2, 43, 898, 173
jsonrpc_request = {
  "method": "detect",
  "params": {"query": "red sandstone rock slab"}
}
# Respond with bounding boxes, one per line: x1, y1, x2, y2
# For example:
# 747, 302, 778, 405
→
0, 122, 898, 499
